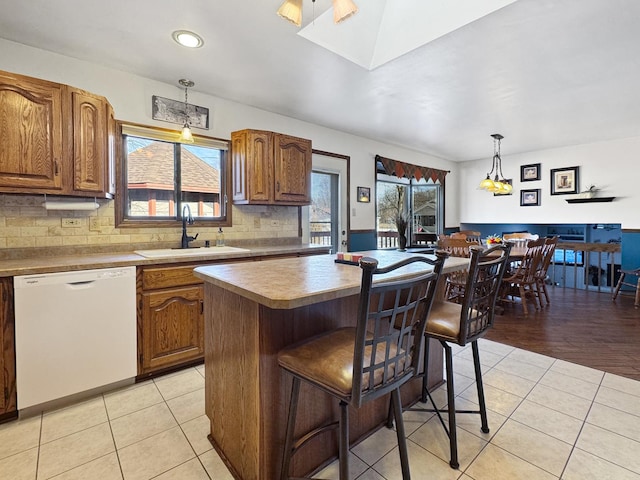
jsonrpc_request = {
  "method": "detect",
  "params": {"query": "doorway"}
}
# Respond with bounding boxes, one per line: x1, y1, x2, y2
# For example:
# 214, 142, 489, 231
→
301, 150, 350, 253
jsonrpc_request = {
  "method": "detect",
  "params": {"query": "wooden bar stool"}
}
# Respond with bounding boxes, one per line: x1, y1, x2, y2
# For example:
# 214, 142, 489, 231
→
393, 244, 511, 469
277, 252, 448, 480
612, 268, 640, 308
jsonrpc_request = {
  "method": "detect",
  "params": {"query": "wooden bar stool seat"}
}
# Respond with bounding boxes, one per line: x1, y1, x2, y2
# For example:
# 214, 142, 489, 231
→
277, 253, 447, 480
612, 268, 640, 308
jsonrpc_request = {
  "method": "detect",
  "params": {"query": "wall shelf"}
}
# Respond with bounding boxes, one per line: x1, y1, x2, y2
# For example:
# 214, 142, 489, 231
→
566, 197, 615, 204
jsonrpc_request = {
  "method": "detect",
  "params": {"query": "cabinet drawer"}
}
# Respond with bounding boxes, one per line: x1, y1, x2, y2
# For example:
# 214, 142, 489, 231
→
141, 265, 201, 290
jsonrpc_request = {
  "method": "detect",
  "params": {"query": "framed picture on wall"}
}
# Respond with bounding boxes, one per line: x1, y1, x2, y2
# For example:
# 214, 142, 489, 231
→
550, 166, 579, 195
521, 163, 541, 182
520, 189, 541, 206
357, 186, 370, 203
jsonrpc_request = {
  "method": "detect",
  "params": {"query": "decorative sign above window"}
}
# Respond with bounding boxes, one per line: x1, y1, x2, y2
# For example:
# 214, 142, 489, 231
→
152, 95, 210, 129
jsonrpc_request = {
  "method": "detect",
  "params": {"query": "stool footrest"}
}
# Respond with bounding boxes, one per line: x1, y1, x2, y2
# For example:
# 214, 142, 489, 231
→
291, 421, 339, 457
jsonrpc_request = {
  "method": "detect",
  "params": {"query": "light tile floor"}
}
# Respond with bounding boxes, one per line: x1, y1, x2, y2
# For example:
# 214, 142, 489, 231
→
1, 339, 640, 479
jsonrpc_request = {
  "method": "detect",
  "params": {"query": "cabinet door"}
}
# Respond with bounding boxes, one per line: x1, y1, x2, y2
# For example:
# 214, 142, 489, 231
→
0, 277, 16, 416
106, 103, 116, 196
232, 130, 273, 204
140, 286, 204, 374
71, 89, 108, 194
273, 133, 311, 204
0, 71, 64, 191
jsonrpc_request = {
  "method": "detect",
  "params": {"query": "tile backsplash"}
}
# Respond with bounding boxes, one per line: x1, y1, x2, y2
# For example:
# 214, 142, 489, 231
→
0, 194, 299, 251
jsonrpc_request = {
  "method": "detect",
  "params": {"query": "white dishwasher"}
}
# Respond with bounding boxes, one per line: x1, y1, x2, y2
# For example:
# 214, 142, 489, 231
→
14, 266, 137, 410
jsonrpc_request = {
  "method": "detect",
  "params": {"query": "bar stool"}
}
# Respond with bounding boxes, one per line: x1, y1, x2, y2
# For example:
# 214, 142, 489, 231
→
396, 244, 511, 469
612, 267, 640, 308
277, 252, 448, 480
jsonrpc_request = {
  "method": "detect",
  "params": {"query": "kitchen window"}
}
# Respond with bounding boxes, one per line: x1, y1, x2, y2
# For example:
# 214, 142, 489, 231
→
116, 123, 230, 226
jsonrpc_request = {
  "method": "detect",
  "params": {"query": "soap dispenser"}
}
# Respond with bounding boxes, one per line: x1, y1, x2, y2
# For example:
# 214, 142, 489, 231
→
216, 227, 225, 247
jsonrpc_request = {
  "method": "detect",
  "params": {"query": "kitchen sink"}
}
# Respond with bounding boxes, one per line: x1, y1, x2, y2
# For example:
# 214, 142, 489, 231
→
134, 246, 250, 258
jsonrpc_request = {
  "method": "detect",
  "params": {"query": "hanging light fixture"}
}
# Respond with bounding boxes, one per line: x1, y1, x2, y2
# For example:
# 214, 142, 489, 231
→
178, 79, 195, 144
333, 0, 358, 23
479, 134, 512, 195
277, 0, 358, 27
277, 0, 303, 25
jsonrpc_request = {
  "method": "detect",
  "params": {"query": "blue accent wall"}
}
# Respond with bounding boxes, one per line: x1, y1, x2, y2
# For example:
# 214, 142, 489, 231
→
350, 231, 377, 252
621, 231, 640, 270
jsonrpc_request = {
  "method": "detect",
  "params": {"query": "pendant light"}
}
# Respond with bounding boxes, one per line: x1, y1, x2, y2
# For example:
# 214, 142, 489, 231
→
479, 134, 512, 195
179, 79, 195, 144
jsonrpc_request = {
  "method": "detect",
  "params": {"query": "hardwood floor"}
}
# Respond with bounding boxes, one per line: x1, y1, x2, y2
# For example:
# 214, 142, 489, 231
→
486, 285, 640, 381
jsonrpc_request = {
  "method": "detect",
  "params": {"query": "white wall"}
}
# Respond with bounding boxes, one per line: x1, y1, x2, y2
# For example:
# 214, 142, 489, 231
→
0, 38, 458, 232
459, 136, 640, 229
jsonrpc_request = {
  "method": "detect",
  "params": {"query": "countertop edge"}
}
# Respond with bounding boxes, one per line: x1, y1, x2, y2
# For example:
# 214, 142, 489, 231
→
0, 244, 331, 277
194, 255, 469, 309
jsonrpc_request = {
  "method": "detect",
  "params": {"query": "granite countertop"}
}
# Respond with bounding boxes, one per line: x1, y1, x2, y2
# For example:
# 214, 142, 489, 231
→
194, 251, 469, 309
0, 244, 331, 278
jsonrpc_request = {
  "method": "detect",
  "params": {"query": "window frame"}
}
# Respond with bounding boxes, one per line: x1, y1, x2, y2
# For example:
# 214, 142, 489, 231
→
115, 121, 232, 228
375, 172, 444, 248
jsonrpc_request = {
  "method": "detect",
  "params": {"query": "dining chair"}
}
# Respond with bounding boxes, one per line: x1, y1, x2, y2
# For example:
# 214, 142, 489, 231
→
277, 252, 448, 480
438, 237, 476, 303
451, 230, 482, 244
534, 236, 558, 306
392, 244, 512, 469
612, 267, 640, 308
500, 238, 545, 314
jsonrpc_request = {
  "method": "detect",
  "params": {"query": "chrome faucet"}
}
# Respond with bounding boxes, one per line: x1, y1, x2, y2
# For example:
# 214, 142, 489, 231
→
181, 204, 198, 248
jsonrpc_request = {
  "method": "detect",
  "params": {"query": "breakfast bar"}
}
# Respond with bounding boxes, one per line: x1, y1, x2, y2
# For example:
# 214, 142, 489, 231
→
194, 251, 468, 480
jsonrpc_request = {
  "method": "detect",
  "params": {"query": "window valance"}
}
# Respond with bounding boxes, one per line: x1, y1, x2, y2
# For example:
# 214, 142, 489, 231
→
375, 155, 449, 183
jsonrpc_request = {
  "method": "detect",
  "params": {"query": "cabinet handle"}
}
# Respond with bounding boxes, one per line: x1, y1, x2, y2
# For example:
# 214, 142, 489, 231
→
54, 161, 59, 176
276, 181, 280, 192
200, 300, 204, 314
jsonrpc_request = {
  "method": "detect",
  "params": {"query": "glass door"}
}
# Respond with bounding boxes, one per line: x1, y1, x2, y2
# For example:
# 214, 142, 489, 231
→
310, 171, 339, 252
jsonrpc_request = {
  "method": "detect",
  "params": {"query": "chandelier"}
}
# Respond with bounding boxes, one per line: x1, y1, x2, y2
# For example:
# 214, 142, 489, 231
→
277, 0, 358, 27
479, 134, 512, 195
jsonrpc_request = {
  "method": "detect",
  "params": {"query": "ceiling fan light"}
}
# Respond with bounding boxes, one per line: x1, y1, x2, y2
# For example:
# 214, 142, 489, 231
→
333, 0, 358, 23
277, 0, 303, 26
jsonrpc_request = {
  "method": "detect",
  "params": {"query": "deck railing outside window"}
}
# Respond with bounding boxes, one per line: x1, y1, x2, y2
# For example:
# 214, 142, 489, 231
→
377, 231, 399, 249
309, 221, 332, 246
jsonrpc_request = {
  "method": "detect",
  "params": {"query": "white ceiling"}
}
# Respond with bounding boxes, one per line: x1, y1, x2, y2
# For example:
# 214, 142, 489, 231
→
0, 0, 639, 162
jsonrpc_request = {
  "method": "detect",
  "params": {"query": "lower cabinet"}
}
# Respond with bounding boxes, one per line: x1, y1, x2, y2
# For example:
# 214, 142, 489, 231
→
140, 285, 204, 375
136, 249, 330, 377
0, 277, 17, 419
137, 265, 205, 377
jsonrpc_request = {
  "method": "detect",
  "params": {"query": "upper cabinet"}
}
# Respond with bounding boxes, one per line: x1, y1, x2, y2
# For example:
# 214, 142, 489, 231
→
0, 69, 115, 198
231, 129, 311, 205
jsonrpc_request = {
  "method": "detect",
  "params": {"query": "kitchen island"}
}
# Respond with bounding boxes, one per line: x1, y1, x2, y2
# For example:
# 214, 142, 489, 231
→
194, 251, 468, 480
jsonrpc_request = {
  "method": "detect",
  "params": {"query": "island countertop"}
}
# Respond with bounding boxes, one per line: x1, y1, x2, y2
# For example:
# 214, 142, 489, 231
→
194, 250, 469, 309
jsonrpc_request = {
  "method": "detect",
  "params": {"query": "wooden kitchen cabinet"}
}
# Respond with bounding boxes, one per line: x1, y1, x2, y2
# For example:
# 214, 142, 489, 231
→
231, 129, 311, 205
0, 69, 114, 198
0, 277, 17, 420
137, 265, 204, 377
136, 249, 329, 378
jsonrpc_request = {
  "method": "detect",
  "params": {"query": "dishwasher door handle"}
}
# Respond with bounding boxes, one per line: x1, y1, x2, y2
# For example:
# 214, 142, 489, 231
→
66, 280, 96, 289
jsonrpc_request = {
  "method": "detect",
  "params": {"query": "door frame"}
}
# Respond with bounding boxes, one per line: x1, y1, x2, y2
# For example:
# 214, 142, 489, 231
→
301, 149, 351, 252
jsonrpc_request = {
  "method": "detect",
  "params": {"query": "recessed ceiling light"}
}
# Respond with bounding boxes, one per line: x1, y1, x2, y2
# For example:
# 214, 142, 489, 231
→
172, 30, 204, 48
